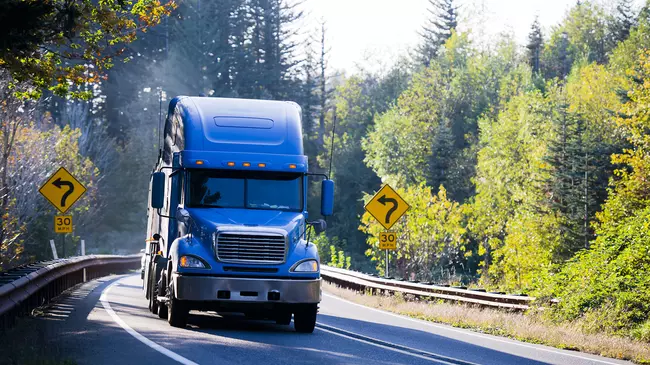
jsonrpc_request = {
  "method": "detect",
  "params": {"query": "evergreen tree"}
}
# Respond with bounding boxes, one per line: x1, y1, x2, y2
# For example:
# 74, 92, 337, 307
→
546, 103, 602, 259
210, 0, 241, 97
611, 0, 636, 43
298, 40, 320, 170
543, 31, 572, 80
167, 0, 220, 95
417, 0, 458, 66
427, 122, 455, 194
526, 17, 543, 74
250, 0, 302, 99
639, 0, 650, 23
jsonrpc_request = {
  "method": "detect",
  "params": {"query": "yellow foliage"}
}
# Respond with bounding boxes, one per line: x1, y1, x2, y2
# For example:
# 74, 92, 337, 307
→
360, 183, 466, 280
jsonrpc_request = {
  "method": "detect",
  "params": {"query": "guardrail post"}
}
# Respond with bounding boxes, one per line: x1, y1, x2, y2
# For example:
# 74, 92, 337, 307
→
81, 240, 86, 282
49, 240, 58, 259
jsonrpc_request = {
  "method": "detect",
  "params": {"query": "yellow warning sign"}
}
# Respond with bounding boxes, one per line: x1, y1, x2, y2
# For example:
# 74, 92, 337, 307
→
365, 184, 410, 230
54, 215, 73, 234
379, 232, 397, 250
39, 167, 86, 214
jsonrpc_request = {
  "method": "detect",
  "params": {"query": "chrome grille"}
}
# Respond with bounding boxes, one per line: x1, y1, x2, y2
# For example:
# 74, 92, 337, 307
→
216, 232, 286, 264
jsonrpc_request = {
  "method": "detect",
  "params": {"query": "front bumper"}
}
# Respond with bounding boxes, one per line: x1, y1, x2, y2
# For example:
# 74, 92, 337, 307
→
172, 274, 321, 303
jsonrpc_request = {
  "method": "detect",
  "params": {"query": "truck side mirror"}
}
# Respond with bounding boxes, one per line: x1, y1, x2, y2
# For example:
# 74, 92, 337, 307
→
151, 172, 165, 209
176, 208, 191, 224
310, 219, 327, 234
321, 179, 334, 216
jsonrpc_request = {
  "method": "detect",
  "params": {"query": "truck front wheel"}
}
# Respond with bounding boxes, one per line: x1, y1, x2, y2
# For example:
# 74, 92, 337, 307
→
293, 304, 317, 333
275, 310, 292, 325
167, 285, 189, 328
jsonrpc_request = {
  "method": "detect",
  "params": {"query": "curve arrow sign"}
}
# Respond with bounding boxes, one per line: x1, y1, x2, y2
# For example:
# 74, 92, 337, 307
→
377, 195, 398, 224
52, 178, 75, 207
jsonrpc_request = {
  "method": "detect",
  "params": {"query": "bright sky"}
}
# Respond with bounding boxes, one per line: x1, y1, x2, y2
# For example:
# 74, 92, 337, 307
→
300, 0, 641, 73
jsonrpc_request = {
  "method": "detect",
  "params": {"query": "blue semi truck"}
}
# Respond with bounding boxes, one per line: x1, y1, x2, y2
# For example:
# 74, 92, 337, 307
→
142, 96, 334, 333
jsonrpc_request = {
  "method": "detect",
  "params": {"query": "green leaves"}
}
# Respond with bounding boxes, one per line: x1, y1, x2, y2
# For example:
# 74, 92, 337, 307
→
545, 51, 650, 336
0, 0, 176, 98
363, 109, 431, 186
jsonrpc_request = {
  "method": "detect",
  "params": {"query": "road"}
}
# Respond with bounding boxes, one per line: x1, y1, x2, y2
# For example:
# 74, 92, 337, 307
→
32, 274, 632, 365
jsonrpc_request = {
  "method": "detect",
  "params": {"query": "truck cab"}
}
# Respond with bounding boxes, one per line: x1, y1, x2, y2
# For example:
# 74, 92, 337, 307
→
142, 96, 334, 333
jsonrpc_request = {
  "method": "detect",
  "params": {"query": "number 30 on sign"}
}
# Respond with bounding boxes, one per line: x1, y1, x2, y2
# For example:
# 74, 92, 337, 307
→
55, 216, 72, 234
379, 232, 397, 250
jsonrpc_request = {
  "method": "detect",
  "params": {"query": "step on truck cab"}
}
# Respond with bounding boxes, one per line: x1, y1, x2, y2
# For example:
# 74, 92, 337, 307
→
142, 96, 334, 333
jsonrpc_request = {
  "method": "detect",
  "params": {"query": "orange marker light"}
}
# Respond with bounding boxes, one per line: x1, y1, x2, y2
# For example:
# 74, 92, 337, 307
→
243, 162, 251, 167
289, 164, 297, 169
258, 163, 266, 168
227, 162, 235, 167
180, 256, 188, 267
196, 160, 204, 165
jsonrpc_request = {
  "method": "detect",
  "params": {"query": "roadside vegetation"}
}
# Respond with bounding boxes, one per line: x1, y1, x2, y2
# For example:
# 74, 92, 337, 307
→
323, 282, 650, 364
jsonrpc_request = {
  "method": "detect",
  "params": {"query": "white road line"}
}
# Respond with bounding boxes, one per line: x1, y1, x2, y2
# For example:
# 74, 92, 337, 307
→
322, 293, 625, 365
100, 278, 199, 365
100, 275, 467, 365
316, 324, 479, 365
316, 326, 458, 364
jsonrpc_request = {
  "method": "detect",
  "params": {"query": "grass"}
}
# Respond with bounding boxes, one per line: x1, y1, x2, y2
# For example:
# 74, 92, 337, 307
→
322, 281, 650, 364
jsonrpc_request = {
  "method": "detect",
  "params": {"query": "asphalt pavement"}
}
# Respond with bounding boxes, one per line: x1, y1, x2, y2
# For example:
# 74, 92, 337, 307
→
23, 274, 634, 365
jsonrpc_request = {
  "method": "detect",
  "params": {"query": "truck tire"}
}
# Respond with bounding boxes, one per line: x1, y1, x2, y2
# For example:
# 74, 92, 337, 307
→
275, 310, 292, 325
148, 268, 159, 315
293, 304, 317, 333
157, 273, 168, 319
167, 285, 189, 328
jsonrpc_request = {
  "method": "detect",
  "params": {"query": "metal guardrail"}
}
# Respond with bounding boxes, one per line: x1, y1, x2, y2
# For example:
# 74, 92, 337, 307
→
0, 255, 531, 332
0, 254, 141, 330
320, 266, 534, 311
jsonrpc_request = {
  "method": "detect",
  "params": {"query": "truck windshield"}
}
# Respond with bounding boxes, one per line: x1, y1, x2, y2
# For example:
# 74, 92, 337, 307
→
186, 169, 303, 211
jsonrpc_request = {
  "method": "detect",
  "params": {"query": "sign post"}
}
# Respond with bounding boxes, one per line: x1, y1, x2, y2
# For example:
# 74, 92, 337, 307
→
365, 185, 409, 278
40, 167, 86, 258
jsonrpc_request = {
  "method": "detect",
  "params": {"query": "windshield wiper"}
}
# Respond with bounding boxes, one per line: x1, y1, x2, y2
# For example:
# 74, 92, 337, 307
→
189, 204, 225, 208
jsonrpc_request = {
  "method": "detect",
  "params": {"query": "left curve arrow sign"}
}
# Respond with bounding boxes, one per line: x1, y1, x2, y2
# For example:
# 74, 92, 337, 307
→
52, 178, 74, 207
377, 194, 398, 224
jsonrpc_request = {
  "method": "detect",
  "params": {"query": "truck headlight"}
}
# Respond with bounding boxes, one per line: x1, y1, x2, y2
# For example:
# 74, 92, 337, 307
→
291, 259, 319, 272
179, 255, 208, 268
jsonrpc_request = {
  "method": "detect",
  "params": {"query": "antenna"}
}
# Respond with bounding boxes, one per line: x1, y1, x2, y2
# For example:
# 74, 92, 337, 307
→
158, 88, 163, 157
328, 106, 336, 178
